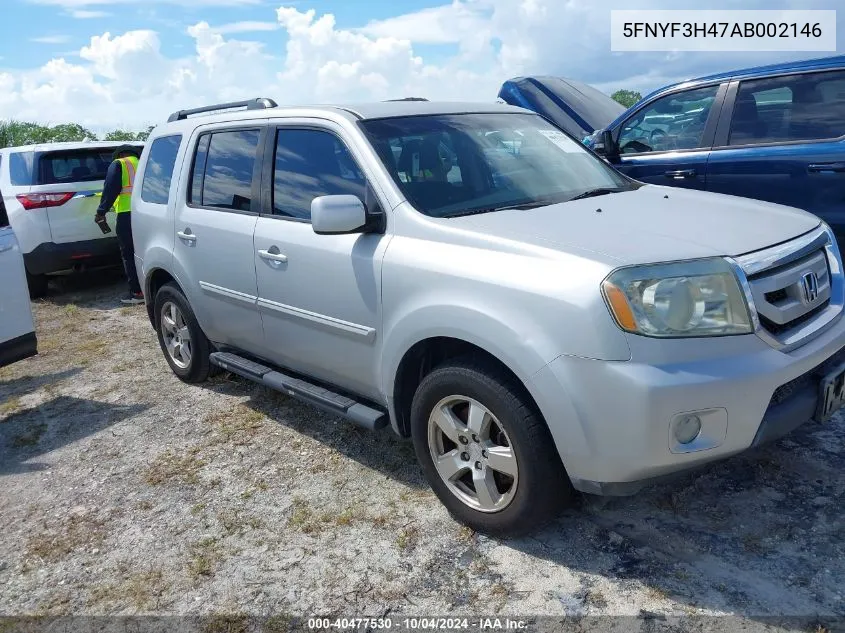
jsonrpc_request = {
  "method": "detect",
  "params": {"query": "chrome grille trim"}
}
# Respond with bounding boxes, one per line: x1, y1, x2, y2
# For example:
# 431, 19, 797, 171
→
727, 224, 845, 353
735, 224, 830, 276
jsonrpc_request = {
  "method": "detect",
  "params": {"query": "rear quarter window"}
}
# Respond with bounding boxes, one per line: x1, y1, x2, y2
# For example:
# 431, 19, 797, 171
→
9, 151, 35, 186
141, 135, 183, 204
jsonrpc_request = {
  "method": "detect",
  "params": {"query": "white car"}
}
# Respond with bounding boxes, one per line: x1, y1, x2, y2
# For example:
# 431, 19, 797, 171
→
0, 141, 144, 297
0, 214, 36, 369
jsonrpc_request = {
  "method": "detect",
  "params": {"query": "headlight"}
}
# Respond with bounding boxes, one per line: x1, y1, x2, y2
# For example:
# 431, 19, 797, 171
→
601, 258, 753, 337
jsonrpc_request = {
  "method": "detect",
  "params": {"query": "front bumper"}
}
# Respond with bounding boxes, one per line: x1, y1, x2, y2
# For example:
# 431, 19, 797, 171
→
24, 239, 120, 276
530, 311, 845, 496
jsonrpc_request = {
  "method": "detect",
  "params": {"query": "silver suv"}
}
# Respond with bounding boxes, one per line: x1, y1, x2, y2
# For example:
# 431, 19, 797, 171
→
133, 97, 845, 535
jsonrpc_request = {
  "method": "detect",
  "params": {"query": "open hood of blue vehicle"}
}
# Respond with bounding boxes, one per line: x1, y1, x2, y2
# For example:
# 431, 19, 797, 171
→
497, 76, 626, 141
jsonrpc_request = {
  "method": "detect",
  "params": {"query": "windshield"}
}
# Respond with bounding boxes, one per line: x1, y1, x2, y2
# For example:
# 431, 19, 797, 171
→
360, 112, 635, 218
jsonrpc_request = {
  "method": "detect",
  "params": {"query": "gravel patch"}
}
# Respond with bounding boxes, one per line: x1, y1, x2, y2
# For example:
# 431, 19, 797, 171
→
0, 275, 842, 632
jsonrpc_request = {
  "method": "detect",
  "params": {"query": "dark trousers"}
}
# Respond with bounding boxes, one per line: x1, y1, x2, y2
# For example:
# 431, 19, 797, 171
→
115, 212, 141, 294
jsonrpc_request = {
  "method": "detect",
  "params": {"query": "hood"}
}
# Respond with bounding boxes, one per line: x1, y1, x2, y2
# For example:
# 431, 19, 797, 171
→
445, 185, 821, 267
497, 76, 626, 140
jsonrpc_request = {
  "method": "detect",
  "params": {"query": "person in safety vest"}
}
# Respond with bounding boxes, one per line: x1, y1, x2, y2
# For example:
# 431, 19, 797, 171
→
95, 145, 144, 305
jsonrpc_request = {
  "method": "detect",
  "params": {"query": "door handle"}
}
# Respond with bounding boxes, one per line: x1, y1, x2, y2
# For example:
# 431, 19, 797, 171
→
664, 169, 697, 179
258, 249, 288, 263
177, 230, 196, 242
808, 162, 845, 173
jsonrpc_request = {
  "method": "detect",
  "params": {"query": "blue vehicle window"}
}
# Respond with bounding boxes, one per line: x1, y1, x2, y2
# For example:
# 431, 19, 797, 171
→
141, 135, 181, 205
617, 85, 719, 154
729, 70, 845, 145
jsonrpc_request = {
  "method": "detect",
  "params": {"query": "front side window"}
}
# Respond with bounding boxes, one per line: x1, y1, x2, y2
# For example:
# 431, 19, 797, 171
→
361, 112, 632, 218
617, 85, 720, 154
272, 128, 366, 220
729, 70, 845, 145
189, 129, 260, 212
141, 135, 182, 204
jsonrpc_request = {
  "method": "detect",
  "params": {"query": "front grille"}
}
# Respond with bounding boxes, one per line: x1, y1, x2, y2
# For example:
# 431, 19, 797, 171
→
747, 246, 831, 337
759, 299, 830, 335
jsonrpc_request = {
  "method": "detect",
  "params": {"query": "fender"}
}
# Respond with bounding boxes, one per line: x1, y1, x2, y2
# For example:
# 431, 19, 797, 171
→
380, 301, 593, 459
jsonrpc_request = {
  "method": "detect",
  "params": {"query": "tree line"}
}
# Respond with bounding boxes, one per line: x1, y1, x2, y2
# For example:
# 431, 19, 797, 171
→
0, 88, 641, 150
0, 120, 154, 149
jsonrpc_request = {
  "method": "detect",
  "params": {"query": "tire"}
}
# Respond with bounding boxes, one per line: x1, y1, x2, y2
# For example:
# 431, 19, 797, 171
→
410, 356, 574, 536
154, 282, 212, 383
26, 272, 48, 299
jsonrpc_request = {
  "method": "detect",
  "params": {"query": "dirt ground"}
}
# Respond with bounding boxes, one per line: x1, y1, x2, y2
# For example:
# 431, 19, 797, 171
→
0, 273, 843, 632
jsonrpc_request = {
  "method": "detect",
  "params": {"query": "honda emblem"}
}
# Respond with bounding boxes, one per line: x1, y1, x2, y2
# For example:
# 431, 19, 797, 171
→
801, 271, 819, 304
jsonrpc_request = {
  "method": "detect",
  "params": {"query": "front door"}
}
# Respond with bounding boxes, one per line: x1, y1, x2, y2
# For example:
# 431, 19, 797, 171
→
173, 126, 265, 353
609, 83, 725, 190
253, 125, 389, 401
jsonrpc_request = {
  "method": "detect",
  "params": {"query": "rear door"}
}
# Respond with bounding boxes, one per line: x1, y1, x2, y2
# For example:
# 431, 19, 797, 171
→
0, 214, 37, 368
608, 83, 726, 190
35, 146, 128, 243
172, 125, 266, 354
706, 69, 845, 241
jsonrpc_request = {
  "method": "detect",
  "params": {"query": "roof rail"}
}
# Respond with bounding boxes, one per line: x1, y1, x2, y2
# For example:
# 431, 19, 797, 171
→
384, 97, 429, 102
167, 97, 278, 123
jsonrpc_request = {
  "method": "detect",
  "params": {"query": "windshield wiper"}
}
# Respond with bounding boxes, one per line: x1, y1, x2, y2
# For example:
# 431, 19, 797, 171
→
568, 187, 623, 202
442, 199, 562, 218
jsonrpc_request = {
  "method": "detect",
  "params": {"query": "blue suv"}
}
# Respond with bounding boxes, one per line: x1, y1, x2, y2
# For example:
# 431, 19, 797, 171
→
500, 55, 845, 241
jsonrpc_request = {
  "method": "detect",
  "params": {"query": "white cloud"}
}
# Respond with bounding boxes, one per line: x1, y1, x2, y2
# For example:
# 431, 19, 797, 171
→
212, 21, 280, 34
30, 35, 72, 44
3, 0, 844, 130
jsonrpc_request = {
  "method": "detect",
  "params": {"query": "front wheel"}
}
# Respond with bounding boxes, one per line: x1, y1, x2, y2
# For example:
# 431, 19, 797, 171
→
410, 357, 574, 536
154, 282, 211, 383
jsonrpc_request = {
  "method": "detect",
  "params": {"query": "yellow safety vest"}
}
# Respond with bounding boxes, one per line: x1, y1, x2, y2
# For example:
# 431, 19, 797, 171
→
114, 156, 138, 214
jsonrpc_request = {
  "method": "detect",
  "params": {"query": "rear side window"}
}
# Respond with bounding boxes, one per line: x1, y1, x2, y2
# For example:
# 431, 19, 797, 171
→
141, 135, 182, 204
729, 70, 845, 145
9, 151, 34, 186
37, 149, 114, 184
188, 129, 260, 212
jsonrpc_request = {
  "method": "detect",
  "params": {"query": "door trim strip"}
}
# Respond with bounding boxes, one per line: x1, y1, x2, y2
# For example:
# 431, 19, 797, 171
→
199, 281, 257, 305
257, 297, 375, 341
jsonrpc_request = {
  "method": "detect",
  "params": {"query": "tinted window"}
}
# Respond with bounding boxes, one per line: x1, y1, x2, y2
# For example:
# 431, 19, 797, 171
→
729, 70, 845, 145
189, 129, 259, 212
0, 157, 7, 226
361, 113, 632, 218
140, 135, 182, 204
617, 85, 720, 154
273, 129, 366, 220
190, 134, 210, 204
9, 151, 34, 186
37, 148, 115, 184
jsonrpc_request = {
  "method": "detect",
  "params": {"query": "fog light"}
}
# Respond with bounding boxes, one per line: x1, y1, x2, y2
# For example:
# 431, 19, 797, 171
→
675, 414, 701, 444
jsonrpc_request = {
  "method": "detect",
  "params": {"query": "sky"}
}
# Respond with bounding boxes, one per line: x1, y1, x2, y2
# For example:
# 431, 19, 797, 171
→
0, 0, 843, 131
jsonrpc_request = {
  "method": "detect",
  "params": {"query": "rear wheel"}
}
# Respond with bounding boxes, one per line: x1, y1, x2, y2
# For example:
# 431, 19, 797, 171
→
26, 271, 48, 299
154, 282, 211, 383
410, 357, 574, 536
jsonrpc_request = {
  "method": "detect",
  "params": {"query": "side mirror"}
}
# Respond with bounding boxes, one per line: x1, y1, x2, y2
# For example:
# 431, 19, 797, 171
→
601, 129, 618, 158
311, 195, 367, 235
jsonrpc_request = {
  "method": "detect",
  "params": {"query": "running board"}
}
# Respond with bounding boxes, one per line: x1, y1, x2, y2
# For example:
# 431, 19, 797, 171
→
209, 352, 387, 431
